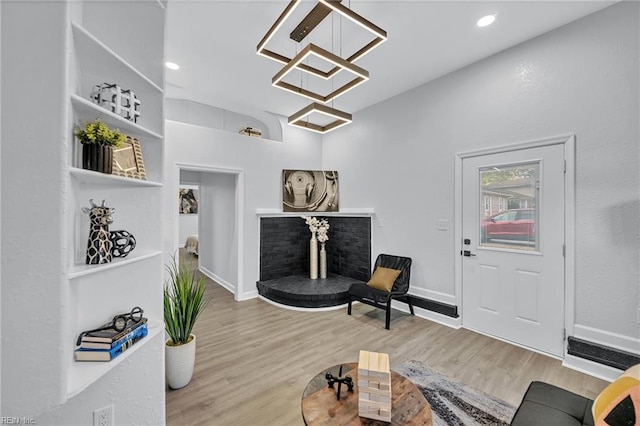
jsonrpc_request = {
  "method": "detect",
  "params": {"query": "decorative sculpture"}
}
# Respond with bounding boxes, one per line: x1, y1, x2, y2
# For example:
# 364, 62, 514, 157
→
82, 199, 136, 265
82, 199, 114, 264
90, 82, 141, 123
110, 229, 136, 258
238, 126, 262, 138
325, 365, 354, 401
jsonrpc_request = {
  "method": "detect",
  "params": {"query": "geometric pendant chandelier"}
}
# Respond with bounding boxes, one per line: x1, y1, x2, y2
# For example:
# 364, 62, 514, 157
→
257, 0, 387, 70
272, 44, 369, 104
288, 102, 352, 134
256, 0, 387, 134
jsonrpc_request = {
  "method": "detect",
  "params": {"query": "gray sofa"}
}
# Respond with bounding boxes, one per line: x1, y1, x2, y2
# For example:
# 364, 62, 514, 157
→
510, 381, 594, 426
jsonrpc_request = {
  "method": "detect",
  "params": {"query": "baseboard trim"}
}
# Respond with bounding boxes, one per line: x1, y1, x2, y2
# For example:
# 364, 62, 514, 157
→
408, 287, 457, 306
567, 336, 640, 371
239, 289, 259, 301
392, 301, 462, 329
563, 354, 622, 382
573, 324, 639, 355
199, 266, 236, 296
406, 294, 458, 318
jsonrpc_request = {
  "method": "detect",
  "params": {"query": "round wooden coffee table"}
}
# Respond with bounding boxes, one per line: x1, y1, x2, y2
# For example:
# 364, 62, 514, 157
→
302, 363, 432, 425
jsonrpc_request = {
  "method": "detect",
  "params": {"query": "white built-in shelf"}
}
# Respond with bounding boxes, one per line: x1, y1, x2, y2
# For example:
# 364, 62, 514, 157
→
66, 322, 164, 399
255, 208, 376, 217
68, 251, 163, 279
71, 94, 162, 140
71, 22, 163, 94
70, 167, 162, 187
62, 2, 165, 412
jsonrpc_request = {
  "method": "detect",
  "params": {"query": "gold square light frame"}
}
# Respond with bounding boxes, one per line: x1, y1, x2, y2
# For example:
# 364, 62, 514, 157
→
288, 102, 352, 134
257, 0, 387, 77
272, 44, 369, 104
317, 0, 387, 63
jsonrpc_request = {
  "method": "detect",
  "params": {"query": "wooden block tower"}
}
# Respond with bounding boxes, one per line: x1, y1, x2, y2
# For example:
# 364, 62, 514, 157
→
358, 350, 392, 422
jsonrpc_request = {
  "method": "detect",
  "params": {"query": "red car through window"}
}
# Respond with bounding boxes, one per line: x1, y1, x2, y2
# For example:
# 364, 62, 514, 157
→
481, 208, 536, 243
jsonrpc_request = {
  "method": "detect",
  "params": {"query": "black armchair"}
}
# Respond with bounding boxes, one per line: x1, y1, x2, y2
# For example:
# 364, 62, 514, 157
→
347, 254, 414, 330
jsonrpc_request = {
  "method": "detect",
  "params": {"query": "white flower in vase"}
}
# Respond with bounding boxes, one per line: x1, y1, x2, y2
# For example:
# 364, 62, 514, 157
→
302, 215, 320, 235
317, 219, 330, 243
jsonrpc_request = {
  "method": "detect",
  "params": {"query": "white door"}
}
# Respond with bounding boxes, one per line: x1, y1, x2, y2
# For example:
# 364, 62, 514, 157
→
461, 143, 565, 356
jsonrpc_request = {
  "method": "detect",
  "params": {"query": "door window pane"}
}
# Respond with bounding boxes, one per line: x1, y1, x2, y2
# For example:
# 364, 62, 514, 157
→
479, 162, 539, 251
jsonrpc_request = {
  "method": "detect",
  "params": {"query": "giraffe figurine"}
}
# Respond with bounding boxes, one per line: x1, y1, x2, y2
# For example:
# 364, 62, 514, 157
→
82, 199, 114, 264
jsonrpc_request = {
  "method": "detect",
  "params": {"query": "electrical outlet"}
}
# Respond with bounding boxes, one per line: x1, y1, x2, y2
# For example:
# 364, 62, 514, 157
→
437, 219, 448, 231
94, 405, 114, 426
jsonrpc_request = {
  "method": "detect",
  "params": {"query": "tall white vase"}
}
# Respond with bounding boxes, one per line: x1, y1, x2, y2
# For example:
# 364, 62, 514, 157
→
166, 334, 196, 389
310, 232, 318, 279
319, 242, 327, 279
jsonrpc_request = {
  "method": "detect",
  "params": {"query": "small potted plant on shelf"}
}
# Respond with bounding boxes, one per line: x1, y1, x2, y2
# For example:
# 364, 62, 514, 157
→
75, 118, 124, 174
164, 254, 210, 389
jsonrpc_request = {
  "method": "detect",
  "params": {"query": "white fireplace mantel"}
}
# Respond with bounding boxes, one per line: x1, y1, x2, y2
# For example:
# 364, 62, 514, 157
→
256, 208, 375, 218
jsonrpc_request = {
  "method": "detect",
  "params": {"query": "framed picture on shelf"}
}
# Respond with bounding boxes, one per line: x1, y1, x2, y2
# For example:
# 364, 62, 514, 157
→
112, 135, 146, 180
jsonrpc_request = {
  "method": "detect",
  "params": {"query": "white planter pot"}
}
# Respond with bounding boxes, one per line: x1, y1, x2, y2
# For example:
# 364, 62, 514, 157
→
165, 334, 196, 389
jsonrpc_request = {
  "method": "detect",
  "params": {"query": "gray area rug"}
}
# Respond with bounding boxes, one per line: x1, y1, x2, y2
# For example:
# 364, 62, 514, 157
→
396, 360, 516, 426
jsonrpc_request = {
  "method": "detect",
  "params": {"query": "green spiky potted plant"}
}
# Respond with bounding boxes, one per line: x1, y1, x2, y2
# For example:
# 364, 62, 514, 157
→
75, 118, 124, 174
164, 254, 209, 389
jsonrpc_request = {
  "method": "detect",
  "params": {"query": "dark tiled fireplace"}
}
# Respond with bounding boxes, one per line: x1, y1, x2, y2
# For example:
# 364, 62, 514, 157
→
257, 216, 372, 308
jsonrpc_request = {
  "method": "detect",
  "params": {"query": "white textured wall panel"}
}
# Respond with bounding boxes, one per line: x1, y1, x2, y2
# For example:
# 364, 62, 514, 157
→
322, 2, 639, 342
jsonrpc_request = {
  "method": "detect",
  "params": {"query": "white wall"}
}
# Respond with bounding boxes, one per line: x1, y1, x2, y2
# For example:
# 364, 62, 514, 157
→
166, 98, 278, 140
0, 1, 3, 412
179, 214, 199, 247
35, 340, 164, 425
180, 170, 201, 185
323, 2, 639, 353
164, 119, 322, 300
1, 1, 67, 414
199, 173, 237, 289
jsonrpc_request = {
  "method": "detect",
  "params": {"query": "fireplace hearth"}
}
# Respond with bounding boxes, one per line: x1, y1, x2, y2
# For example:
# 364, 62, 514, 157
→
257, 216, 371, 308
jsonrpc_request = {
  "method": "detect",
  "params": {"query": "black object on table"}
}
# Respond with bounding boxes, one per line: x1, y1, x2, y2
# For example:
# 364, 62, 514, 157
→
325, 364, 354, 401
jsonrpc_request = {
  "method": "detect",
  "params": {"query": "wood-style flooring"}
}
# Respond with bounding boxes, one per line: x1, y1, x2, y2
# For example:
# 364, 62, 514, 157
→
166, 251, 608, 425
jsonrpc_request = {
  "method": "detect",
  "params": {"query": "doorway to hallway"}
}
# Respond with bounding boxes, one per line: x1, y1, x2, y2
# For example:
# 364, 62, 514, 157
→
175, 163, 244, 300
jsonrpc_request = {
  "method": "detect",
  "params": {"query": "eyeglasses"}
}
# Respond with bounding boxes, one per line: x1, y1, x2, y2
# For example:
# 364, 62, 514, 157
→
76, 306, 143, 346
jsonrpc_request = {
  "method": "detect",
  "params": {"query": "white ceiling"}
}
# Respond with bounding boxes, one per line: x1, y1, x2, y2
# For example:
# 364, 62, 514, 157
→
165, 1, 616, 120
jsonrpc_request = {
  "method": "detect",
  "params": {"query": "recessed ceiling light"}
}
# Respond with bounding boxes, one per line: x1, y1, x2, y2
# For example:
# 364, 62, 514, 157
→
165, 62, 180, 70
477, 15, 496, 28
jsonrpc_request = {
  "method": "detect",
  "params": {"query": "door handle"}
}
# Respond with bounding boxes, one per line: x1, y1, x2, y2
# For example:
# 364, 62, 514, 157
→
462, 250, 476, 257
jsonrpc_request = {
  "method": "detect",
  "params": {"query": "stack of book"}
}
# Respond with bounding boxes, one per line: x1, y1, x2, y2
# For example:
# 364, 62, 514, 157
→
74, 317, 148, 362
